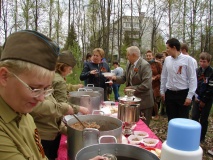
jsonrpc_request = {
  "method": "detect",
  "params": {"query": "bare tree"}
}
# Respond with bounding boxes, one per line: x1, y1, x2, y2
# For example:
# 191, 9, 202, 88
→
48, 0, 54, 38
14, 0, 18, 31
0, 0, 1, 20
56, 0, 60, 43
1, 0, 9, 40
168, 0, 172, 38
105, 0, 112, 60
117, 0, 123, 60
21, 0, 34, 29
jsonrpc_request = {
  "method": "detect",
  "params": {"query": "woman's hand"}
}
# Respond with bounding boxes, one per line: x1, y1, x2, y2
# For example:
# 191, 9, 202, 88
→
79, 106, 89, 115
77, 84, 84, 88
90, 69, 99, 75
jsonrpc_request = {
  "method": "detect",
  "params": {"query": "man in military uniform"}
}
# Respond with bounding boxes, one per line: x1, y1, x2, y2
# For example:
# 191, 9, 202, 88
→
0, 30, 59, 159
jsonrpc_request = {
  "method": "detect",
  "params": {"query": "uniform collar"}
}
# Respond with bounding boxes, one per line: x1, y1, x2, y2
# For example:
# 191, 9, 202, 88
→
0, 96, 24, 127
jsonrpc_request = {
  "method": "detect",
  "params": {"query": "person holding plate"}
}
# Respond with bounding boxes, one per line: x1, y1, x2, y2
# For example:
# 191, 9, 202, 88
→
80, 48, 111, 101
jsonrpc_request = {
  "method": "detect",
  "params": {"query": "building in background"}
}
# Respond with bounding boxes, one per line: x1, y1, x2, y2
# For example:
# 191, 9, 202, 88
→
109, 14, 153, 60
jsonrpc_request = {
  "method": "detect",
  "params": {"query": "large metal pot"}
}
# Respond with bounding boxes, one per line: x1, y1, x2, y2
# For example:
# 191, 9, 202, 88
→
75, 143, 160, 160
118, 95, 141, 123
67, 115, 123, 160
84, 84, 104, 103
68, 89, 102, 114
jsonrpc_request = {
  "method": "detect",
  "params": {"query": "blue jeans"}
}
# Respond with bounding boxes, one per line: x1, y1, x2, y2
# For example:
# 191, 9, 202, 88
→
112, 84, 120, 101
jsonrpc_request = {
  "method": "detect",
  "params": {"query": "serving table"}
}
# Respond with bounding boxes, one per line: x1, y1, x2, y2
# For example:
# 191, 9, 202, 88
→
57, 119, 162, 160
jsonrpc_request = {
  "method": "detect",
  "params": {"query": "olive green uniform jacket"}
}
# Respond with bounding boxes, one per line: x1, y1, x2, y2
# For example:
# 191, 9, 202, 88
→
30, 94, 70, 140
0, 96, 47, 160
52, 72, 80, 113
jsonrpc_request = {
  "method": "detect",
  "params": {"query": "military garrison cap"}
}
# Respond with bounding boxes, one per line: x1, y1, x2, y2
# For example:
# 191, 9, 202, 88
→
1, 30, 59, 71
58, 50, 76, 68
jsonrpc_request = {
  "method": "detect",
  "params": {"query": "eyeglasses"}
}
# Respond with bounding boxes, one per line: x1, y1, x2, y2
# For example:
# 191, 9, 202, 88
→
10, 72, 54, 98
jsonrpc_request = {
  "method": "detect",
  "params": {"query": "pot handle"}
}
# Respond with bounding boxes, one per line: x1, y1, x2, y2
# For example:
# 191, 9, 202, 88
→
85, 89, 93, 92
87, 84, 95, 87
78, 88, 87, 91
92, 110, 104, 115
98, 135, 117, 144
83, 128, 100, 147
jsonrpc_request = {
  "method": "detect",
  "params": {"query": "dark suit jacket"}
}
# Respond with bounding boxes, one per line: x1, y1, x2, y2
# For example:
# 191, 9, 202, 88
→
115, 57, 154, 109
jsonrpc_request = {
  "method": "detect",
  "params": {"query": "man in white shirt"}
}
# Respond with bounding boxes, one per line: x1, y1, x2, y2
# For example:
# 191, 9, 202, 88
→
180, 43, 198, 68
160, 38, 197, 122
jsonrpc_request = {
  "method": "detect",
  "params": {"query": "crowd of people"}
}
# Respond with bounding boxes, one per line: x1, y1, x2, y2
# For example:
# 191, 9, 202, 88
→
0, 30, 212, 160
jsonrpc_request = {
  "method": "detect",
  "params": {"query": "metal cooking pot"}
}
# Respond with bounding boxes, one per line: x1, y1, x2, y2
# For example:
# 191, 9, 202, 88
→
67, 115, 123, 160
68, 89, 102, 114
118, 95, 141, 123
75, 143, 160, 160
83, 84, 104, 103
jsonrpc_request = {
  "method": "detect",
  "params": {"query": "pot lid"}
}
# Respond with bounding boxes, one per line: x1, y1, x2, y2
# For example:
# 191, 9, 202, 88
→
118, 95, 141, 102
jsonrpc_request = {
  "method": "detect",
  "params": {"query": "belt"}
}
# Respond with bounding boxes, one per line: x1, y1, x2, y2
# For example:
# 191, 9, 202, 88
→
167, 88, 189, 94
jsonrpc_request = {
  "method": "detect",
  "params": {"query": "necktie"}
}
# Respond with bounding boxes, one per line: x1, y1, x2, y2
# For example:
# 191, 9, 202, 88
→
129, 64, 134, 85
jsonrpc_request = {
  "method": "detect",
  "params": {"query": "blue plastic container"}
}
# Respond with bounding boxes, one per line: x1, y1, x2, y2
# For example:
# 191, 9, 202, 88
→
166, 118, 201, 151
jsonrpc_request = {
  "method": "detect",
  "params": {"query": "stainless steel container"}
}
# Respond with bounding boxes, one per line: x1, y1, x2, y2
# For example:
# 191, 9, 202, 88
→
75, 143, 160, 160
67, 115, 123, 160
117, 95, 141, 123
68, 89, 102, 114
84, 84, 104, 103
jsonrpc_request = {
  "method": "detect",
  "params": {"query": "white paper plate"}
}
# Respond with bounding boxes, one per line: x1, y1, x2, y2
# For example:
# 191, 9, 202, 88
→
102, 72, 115, 77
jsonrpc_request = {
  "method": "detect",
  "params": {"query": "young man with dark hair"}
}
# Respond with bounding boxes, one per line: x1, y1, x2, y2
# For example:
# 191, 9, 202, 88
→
160, 38, 197, 122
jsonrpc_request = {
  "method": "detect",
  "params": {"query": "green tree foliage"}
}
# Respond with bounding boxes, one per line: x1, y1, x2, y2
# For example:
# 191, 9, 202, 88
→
120, 44, 128, 59
63, 23, 81, 67
155, 34, 166, 53
64, 23, 77, 50
123, 31, 131, 47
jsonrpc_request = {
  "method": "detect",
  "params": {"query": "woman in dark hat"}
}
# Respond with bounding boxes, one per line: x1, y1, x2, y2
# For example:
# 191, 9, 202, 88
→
0, 30, 59, 160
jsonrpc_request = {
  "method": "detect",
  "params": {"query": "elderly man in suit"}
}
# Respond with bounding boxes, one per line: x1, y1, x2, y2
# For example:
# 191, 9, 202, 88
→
112, 46, 154, 126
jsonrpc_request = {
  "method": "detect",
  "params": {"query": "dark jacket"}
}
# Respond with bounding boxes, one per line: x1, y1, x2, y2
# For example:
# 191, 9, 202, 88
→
196, 66, 213, 103
80, 61, 110, 89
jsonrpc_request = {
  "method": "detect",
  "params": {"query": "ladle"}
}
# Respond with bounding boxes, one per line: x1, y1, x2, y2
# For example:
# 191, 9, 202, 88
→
73, 114, 86, 129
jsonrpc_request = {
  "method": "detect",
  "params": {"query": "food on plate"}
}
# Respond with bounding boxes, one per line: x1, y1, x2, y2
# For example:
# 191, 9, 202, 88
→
134, 131, 149, 138
139, 133, 146, 136
101, 101, 118, 115
132, 137, 140, 141
128, 135, 143, 145
110, 106, 118, 114
146, 141, 155, 144
142, 138, 159, 147
70, 121, 100, 131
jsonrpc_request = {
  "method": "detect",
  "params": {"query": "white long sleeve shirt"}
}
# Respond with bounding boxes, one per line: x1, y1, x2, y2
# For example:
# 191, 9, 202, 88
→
160, 53, 197, 100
